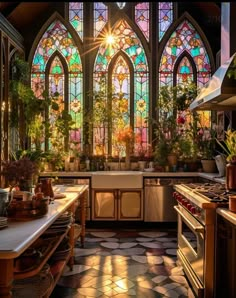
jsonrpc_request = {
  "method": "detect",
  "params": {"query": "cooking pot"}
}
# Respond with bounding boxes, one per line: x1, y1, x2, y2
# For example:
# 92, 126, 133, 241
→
215, 155, 226, 177
0, 189, 9, 216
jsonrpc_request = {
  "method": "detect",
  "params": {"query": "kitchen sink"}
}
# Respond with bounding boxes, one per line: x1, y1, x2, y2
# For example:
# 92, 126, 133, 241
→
91, 171, 143, 189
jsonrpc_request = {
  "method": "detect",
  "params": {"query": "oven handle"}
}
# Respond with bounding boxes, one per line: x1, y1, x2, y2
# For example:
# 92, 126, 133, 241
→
174, 206, 204, 233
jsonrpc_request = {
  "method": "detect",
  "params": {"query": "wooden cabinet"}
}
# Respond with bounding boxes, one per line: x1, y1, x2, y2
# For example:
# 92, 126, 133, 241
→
215, 210, 236, 298
0, 187, 87, 298
92, 188, 143, 221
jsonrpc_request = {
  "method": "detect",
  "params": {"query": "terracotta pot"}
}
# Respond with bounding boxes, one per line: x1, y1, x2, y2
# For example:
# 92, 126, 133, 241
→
167, 154, 178, 166
201, 159, 217, 173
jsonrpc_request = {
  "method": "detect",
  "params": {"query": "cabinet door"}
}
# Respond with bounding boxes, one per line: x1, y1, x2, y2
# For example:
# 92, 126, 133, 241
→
118, 189, 143, 220
92, 189, 117, 220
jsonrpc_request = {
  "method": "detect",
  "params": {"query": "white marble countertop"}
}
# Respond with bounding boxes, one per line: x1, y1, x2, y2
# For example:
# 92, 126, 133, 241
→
217, 208, 236, 226
0, 185, 88, 259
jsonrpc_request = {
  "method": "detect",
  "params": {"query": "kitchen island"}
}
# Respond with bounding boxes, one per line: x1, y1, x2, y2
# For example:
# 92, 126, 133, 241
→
0, 185, 88, 298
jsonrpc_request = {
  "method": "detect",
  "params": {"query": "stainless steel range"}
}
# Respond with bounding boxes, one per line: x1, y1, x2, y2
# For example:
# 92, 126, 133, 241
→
173, 182, 230, 298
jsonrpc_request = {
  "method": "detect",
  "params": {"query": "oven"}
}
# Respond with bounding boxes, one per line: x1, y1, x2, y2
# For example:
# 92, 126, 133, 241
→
174, 204, 205, 297
173, 183, 229, 298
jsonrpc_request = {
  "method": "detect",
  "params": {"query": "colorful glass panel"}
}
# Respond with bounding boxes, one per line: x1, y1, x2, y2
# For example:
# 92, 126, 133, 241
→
94, 2, 108, 39
31, 19, 83, 151
159, 19, 211, 87
177, 56, 194, 84
48, 56, 65, 149
93, 19, 149, 157
111, 56, 130, 157
69, 2, 83, 41
69, 74, 83, 152
32, 20, 82, 77
135, 2, 149, 41
159, 2, 173, 41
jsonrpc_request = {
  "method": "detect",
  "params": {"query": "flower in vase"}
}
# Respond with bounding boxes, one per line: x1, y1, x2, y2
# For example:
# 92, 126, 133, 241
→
116, 126, 134, 158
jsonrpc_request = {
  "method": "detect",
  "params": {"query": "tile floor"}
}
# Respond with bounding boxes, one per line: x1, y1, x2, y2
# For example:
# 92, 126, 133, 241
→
51, 229, 195, 298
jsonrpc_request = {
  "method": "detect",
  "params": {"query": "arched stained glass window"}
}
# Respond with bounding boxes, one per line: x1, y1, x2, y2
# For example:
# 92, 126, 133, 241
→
93, 19, 149, 157
31, 20, 83, 152
111, 55, 130, 156
135, 2, 149, 41
159, 2, 173, 41
159, 19, 211, 87
176, 56, 194, 84
69, 2, 83, 41
48, 56, 65, 149
94, 2, 108, 39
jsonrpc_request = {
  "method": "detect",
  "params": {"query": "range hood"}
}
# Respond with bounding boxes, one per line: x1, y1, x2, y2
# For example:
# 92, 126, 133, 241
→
190, 53, 236, 111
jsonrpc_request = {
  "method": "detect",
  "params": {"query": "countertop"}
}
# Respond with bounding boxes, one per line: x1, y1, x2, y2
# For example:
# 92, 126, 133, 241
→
39, 171, 226, 184
0, 185, 88, 259
217, 208, 236, 226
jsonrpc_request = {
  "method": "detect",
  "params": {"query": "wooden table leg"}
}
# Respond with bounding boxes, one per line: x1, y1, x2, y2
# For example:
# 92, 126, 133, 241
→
80, 190, 86, 248
0, 259, 14, 298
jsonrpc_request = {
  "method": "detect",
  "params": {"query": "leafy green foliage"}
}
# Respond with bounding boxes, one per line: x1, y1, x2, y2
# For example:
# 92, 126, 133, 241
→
216, 129, 236, 162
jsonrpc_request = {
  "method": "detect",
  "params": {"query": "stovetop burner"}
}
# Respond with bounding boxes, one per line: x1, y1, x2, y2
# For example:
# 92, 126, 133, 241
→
185, 182, 234, 203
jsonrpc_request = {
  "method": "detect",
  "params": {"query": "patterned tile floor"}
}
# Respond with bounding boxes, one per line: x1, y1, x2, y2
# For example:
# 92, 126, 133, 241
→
51, 229, 195, 298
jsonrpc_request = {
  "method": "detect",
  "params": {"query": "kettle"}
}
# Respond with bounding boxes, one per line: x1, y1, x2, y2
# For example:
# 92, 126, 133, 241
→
214, 155, 226, 177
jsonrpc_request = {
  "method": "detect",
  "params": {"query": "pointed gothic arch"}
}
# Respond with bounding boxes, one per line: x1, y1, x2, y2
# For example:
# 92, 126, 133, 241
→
173, 51, 197, 85
29, 14, 84, 153
93, 18, 149, 157
158, 12, 215, 88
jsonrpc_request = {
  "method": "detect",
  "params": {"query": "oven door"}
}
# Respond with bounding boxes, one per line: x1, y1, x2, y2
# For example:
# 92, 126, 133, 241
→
174, 205, 205, 297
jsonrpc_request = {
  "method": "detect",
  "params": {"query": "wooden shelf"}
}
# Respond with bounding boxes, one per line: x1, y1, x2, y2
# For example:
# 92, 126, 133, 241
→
14, 227, 70, 280
0, 187, 88, 298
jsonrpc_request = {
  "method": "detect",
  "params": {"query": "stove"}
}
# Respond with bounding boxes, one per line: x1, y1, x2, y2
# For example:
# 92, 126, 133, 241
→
173, 182, 229, 225
173, 182, 229, 298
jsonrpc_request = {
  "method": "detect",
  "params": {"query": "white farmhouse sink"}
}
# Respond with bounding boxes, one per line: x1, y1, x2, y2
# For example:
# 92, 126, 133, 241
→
91, 171, 143, 189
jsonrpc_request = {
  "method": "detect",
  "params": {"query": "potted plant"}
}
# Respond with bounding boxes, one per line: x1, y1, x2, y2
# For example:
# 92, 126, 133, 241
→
216, 129, 236, 190
197, 127, 217, 173
1, 151, 39, 191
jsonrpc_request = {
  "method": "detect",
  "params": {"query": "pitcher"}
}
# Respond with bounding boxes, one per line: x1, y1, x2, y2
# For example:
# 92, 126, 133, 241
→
34, 178, 54, 198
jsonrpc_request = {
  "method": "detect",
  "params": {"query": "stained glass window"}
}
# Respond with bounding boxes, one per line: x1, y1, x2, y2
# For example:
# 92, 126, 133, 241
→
159, 2, 173, 41
159, 19, 211, 87
135, 2, 149, 41
31, 20, 83, 151
48, 56, 65, 149
94, 2, 108, 39
160, 19, 212, 135
176, 56, 194, 84
69, 2, 83, 41
93, 19, 149, 157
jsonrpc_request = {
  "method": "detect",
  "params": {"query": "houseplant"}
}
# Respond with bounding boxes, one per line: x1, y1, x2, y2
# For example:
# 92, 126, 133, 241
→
1, 152, 39, 191
216, 128, 236, 190
197, 127, 217, 173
